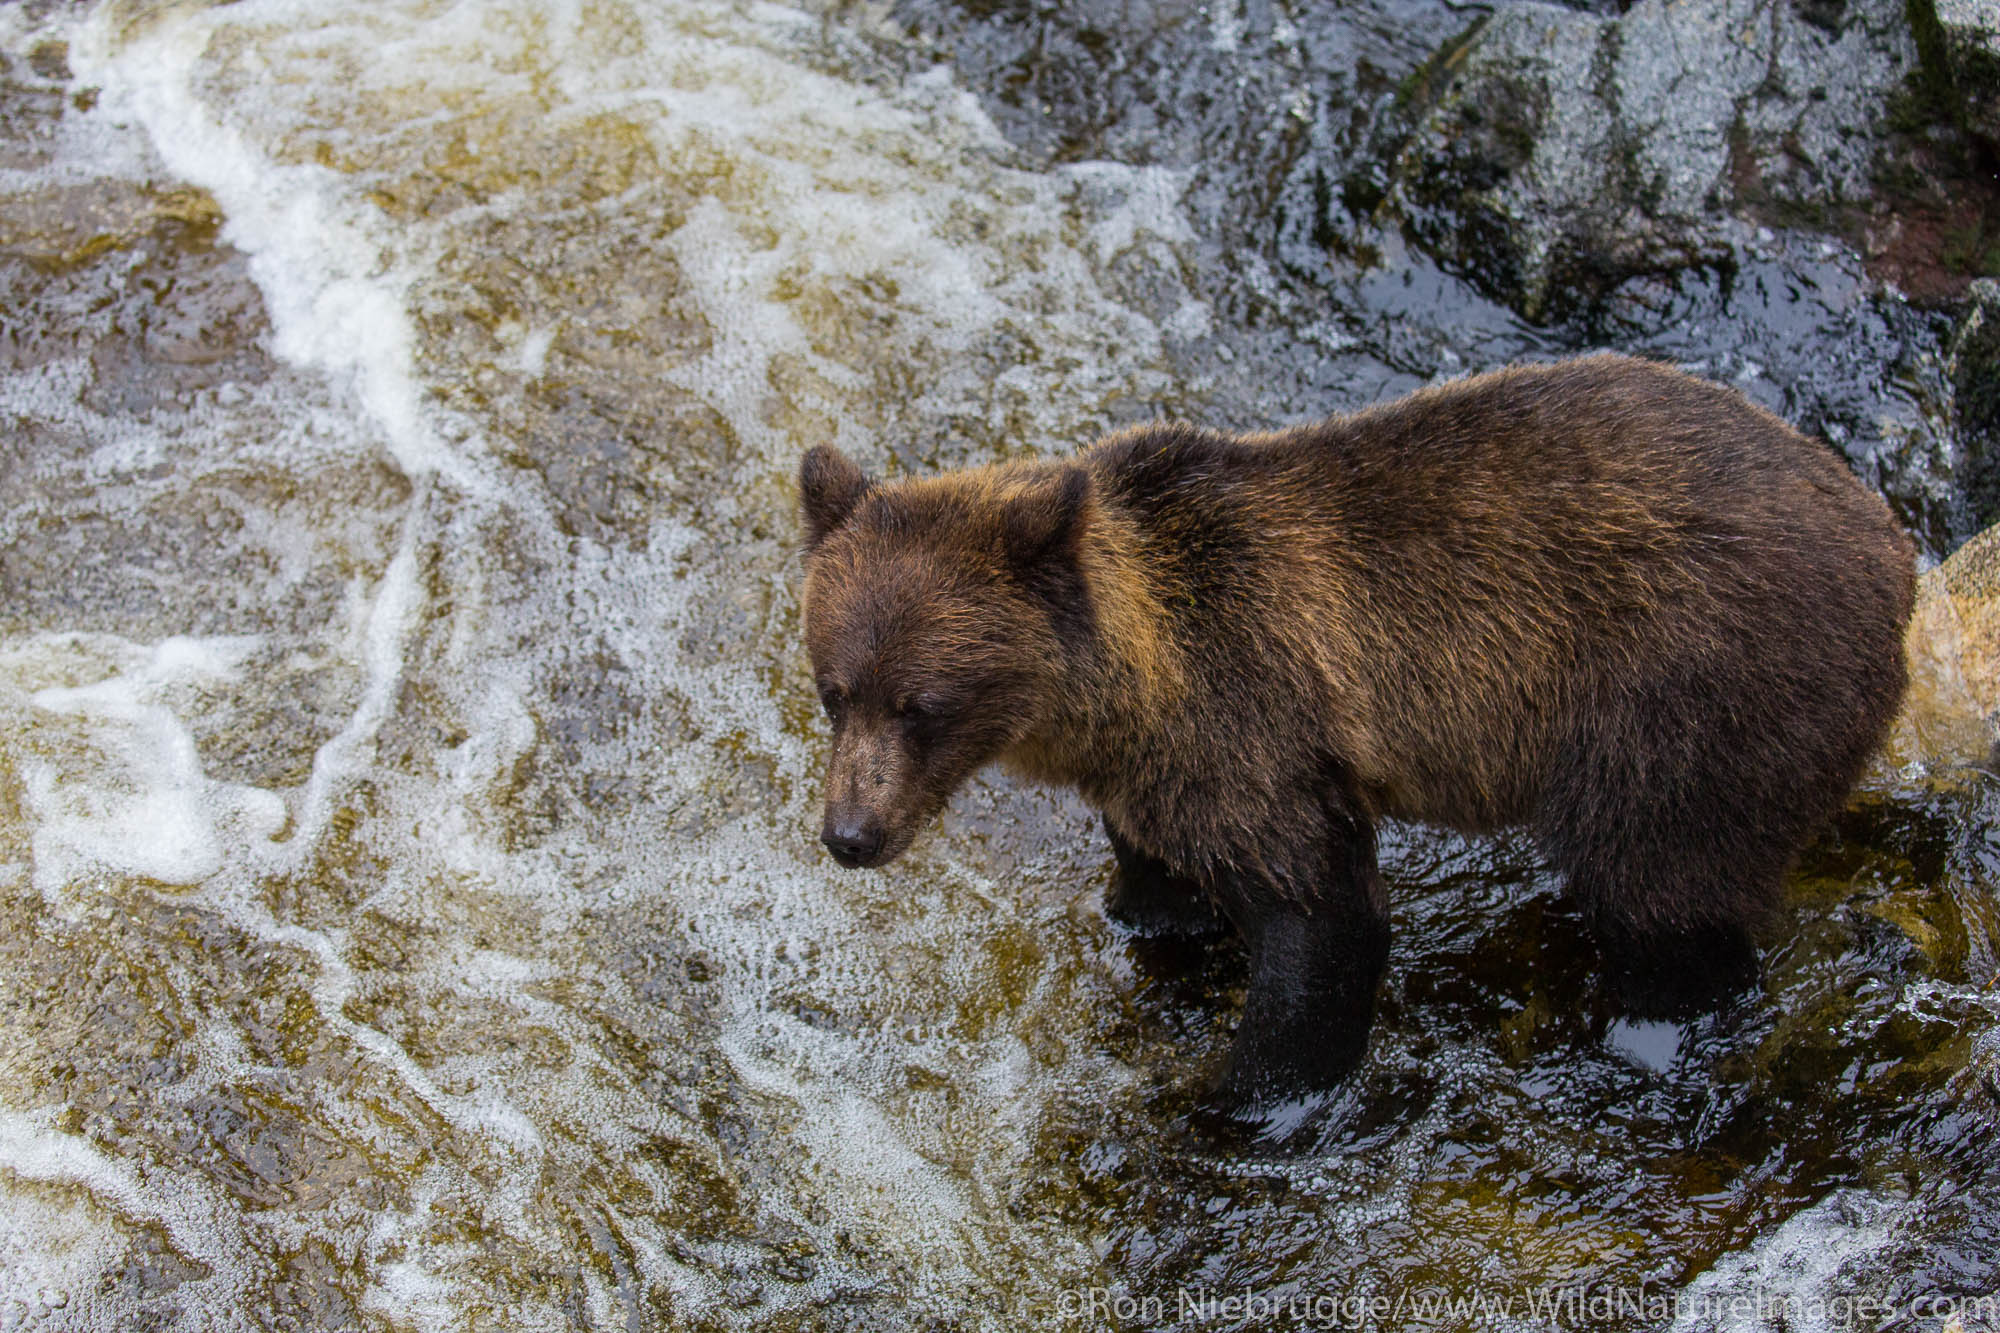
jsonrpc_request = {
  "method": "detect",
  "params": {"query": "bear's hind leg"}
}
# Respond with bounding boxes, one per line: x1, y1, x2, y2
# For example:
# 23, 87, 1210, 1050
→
1102, 816, 1223, 937
1544, 732, 1786, 1020
1211, 819, 1390, 1107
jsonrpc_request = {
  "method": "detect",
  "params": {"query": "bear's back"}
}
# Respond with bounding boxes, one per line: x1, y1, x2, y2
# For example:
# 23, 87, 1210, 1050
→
1083, 354, 1915, 831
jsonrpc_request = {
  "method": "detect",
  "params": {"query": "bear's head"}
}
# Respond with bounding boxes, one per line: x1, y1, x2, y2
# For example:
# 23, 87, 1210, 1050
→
796, 444, 1090, 868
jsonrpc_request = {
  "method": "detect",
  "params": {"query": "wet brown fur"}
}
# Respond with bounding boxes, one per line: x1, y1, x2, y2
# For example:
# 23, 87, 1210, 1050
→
797, 354, 1916, 1106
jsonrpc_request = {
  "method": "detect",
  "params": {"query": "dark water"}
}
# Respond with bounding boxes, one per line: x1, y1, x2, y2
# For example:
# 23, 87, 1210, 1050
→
0, 1, 1993, 1330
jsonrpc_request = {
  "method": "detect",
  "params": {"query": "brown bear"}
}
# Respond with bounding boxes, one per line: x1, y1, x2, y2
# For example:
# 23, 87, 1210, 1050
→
795, 354, 1916, 1109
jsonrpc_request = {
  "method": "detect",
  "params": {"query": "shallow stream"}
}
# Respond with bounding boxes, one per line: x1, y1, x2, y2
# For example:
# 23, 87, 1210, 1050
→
0, 2, 1995, 1329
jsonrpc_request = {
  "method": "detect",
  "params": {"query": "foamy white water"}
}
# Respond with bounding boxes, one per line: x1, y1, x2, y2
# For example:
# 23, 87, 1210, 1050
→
1, 0, 1995, 1329
3, 0, 1204, 1325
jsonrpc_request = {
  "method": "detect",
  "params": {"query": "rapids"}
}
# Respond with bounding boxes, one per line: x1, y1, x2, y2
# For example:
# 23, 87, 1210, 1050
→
0, 2, 1993, 1329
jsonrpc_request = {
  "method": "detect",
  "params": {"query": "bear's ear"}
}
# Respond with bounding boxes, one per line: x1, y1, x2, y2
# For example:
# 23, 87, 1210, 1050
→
798, 445, 872, 552
1003, 468, 1089, 575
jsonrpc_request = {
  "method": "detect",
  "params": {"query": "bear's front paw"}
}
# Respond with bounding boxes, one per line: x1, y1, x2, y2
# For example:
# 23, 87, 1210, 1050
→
1186, 1036, 1365, 1145
1212, 1017, 1368, 1110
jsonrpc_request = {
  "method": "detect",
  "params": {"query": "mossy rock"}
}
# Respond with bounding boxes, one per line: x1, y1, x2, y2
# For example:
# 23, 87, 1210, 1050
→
1882, 514, 2000, 776
1933, 0, 2000, 143
1947, 279, 2000, 530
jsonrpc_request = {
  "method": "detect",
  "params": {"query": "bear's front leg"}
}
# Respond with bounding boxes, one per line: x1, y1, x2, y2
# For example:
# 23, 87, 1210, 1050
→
1211, 827, 1390, 1109
1102, 815, 1223, 937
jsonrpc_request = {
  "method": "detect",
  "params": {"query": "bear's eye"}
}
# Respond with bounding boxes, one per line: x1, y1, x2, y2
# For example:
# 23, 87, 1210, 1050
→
819, 686, 847, 719
892, 697, 950, 737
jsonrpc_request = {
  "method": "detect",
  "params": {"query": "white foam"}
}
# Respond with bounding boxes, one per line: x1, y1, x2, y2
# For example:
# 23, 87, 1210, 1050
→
721, 1024, 977, 1249
1209, 0, 1247, 51
0, 0, 1241, 1325
658, 195, 868, 465
514, 322, 557, 378
1672, 1190, 1908, 1333
69, 8, 491, 493
0, 1107, 259, 1331
359, 1258, 461, 1333
1165, 298, 1215, 341
12, 634, 283, 900
291, 507, 427, 849
1068, 161, 1196, 265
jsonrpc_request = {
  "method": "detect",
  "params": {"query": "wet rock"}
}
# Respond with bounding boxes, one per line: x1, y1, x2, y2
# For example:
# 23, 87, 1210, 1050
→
1933, 0, 2000, 142
1375, 0, 1917, 320
0, 55, 274, 406
0, 43, 74, 173
1948, 278, 2000, 532
1857, 285, 1999, 777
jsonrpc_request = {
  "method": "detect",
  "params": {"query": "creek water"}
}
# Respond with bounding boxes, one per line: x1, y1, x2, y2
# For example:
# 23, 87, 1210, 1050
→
0, 1, 1995, 1330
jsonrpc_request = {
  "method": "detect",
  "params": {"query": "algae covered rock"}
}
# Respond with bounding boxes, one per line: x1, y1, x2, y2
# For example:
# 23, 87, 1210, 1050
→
1947, 278, 2000, 532
1884, 518, 2000, 775
1375, 0, 1916, 320
1933, 0, 2000, 143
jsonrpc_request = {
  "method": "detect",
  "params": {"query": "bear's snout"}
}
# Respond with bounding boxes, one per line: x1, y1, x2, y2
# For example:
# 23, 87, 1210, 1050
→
821, 813, 886, 868
817, 719, 929, 868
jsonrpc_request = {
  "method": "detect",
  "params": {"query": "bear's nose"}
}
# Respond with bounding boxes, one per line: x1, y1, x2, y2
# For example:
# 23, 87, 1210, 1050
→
821, 817, 885, 868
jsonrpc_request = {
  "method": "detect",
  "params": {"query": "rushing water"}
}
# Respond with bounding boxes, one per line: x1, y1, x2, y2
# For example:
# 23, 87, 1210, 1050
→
0, 1, 1995, 1330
